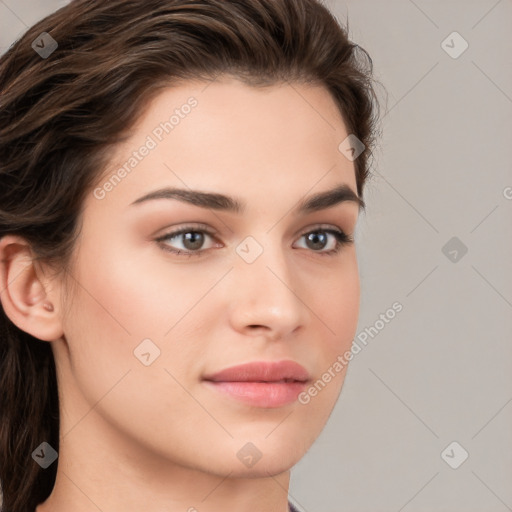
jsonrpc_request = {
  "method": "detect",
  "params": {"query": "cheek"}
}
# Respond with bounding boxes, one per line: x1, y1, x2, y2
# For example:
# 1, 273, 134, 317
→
293, 258, 360, 426
314, 254, 360, 352
67, 240, 201, 340
59, 241, 164, 396
59, 249, 208, 437
61, 239, 219, 383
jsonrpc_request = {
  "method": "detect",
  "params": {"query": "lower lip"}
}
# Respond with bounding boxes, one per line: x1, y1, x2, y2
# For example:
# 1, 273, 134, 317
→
203, 380, 308, 408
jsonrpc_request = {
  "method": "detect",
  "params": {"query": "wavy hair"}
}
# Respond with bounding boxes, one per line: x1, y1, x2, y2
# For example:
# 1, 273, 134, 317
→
0, 1, 381, 510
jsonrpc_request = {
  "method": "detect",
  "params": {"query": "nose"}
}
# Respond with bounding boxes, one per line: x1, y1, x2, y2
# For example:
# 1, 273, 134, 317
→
227, 239, 309, 340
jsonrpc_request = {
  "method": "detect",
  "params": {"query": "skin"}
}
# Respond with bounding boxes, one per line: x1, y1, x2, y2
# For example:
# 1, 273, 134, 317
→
0, 77, 362, 512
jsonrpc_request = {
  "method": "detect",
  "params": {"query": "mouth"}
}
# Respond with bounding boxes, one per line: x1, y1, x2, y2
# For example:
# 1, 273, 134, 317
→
202, 360, 311, 408
203, 359, 310, 382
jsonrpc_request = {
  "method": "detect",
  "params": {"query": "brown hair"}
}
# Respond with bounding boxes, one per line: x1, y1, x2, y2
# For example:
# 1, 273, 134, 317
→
0, 0, 381, 510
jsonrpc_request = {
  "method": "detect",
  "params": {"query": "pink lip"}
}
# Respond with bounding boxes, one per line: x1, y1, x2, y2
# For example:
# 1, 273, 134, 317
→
202, 360, 310, 408
203, 360, 310, 383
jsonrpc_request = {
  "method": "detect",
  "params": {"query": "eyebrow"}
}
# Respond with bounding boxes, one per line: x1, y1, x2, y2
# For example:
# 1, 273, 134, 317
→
129, 183, 365, 213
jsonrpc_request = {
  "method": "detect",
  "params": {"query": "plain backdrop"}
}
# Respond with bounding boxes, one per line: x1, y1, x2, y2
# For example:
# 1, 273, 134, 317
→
1, 1, 511, 511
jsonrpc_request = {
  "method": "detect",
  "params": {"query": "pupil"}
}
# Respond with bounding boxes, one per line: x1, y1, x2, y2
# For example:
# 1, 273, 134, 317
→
306, 232, 327, 250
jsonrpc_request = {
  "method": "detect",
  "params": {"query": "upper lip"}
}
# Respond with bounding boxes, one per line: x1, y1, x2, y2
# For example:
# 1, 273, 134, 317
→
203, 360, 310, 383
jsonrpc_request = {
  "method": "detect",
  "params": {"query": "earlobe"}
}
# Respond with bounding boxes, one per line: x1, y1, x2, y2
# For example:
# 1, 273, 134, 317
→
0, 235, 64, 342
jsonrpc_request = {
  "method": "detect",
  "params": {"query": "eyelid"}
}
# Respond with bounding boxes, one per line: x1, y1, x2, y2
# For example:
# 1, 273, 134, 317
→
154, 222, 213, 237
296, 223, 349, 238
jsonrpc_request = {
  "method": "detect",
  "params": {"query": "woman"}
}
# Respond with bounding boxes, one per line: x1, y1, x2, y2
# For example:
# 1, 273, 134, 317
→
0, 0, 380, 510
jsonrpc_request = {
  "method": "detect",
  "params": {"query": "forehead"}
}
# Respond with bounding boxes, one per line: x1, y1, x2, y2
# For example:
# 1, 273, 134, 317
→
91, 77, 358, 213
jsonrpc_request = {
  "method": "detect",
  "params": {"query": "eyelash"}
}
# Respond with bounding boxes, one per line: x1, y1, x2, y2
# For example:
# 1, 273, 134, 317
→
155, 224, 353, 258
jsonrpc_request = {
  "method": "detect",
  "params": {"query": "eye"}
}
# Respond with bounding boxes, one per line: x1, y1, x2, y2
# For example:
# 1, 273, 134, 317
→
155, 224, 353, 258
293, 227, 353, 256
155, 225, 219, 257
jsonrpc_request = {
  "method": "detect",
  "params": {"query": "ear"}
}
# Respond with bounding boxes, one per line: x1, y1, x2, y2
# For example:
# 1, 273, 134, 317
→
0, 235, 64, 342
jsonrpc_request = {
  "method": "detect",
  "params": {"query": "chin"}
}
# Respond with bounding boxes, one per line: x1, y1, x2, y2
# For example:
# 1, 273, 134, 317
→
233, 435, 311, 477
229, 457, 298, 479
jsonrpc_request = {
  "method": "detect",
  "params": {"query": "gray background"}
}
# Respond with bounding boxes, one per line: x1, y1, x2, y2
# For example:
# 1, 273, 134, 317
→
1, 1, 511, 511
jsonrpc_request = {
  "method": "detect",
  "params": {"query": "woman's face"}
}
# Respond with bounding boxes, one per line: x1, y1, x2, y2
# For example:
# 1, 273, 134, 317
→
54, 77, 362, 478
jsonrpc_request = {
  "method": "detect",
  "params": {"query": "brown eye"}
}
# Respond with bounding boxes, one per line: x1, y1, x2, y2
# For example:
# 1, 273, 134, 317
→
179, 231, 205, 250
304, 231, 329, 251
155, 227, 218, 256
294, 228, 353, 256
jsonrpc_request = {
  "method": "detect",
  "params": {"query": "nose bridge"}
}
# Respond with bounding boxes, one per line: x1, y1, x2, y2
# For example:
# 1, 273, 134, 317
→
235, 232, 293, 291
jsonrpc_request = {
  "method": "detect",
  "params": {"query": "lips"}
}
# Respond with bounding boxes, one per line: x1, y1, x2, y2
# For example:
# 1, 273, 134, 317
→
202, 360, 310, 407
203, 360, 310, 383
